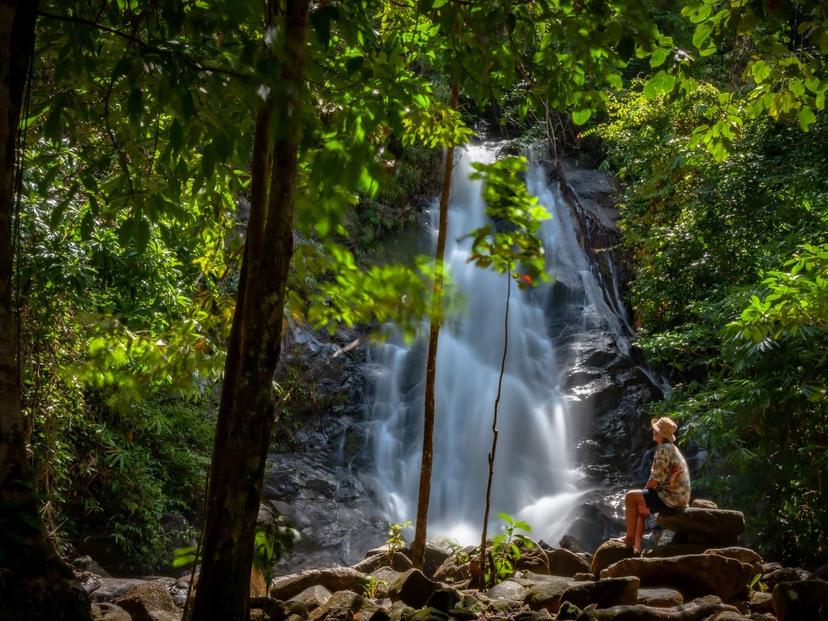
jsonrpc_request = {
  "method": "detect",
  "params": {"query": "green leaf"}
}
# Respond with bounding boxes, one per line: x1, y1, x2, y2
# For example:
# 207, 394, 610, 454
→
650, 48, 669, 68
692, 23, 713, 49
571, 108, 592, 125
750, 60, 771, 83
798, 106, 816, 132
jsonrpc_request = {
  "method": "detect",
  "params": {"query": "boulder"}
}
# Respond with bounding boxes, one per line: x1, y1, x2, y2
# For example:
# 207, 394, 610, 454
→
704, 613, 749, 620
636, 587, 683, 608
91, 603, 132, 621
308, 590, 379, 621
388, 569, 439, 609
567, 595, 741, 620
368, 567, 402, 598
772, 579, 828, 621
352, 552, 413, 574
74, 555, 113, 578
112, 582, 180, 621
547, 548, 592, 577
363, 542, 450, 580
559, 577, 639, 609
656, 508, 745, 546
704, 548, 763, 566
600, 553, 754, 601
409, 607, 447, 621
426, 587, 461, 613
91, 578, 153, 602
642, 544, 709, 558
486, 579, 529, 603
747, 591, 774, 615
690, 499, 718, 509
432, 551, 472, 584
515, 546, 553, 574
271, 568, 370, 601
590, 540, 639, 577
761, 566, 810, 590
249, 597, 295, 620
513, 610, 554, 621
559, 535, 590, 555
522, 576, 575, 613
290, 585, 333, 611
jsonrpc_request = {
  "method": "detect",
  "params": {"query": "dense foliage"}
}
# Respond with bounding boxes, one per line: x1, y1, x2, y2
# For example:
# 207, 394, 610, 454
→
595, 82, 827, 567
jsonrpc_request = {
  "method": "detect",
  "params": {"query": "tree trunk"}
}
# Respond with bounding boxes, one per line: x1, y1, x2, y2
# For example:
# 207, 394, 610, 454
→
0, 2, 91, 618
190, 1, 310, 620
410, 82, 460, 569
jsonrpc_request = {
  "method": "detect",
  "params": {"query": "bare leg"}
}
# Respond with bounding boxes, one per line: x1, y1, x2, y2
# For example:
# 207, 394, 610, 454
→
634, 512, 648, 551
624, 490, 650, 549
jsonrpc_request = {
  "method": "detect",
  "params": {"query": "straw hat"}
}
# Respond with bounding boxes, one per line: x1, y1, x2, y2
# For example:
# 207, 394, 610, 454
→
651, 416, 678, 442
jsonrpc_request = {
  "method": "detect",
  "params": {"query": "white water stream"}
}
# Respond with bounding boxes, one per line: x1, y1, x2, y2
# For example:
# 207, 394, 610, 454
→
365, 143, 631, 545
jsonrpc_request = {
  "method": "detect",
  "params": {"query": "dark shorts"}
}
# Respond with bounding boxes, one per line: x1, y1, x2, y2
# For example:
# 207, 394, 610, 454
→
642, 488, 670, 514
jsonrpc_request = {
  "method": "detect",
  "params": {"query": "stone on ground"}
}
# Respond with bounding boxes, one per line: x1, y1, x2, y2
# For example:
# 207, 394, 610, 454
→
388, 568, 439, 609
111, 581, 180, 621
772, 579, 828, 621
636, 587, 683, 608
270, 567, 370, 601
600, 553, 754, 601
656, 508, 745, 546
590, 540, 639, 577
558, 576, 639, 610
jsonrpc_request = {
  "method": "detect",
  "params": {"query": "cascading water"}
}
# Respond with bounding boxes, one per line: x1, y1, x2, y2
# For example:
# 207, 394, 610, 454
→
365, 142, 633, 545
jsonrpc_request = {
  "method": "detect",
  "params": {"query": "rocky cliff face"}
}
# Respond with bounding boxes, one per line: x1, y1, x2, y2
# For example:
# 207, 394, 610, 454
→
264, 155, 677, 571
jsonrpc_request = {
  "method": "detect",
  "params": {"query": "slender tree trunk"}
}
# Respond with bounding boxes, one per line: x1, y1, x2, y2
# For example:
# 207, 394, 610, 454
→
0, 2, 90, 618
410, 82, 460, 569
478, 267, 512, 591
190, 2, 309, 620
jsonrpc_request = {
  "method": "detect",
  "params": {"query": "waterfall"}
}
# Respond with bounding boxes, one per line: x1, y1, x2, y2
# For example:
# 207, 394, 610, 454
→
365, 143, 629, 545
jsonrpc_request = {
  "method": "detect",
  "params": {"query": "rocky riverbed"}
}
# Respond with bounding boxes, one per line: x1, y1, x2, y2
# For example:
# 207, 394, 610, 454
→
79, 503, 828, 621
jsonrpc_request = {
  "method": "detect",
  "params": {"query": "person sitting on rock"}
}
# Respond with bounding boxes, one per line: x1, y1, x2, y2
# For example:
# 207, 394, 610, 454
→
619, 416, 691, 551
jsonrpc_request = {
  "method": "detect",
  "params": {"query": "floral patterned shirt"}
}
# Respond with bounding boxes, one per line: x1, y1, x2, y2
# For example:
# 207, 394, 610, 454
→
650, 442, 691, 508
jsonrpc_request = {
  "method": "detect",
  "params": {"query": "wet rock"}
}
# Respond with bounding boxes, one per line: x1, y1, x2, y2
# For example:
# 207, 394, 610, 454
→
772, 579, 828, 621
271, 568, 370, 601
559, 577, 639, 610
656, 508, 745, 546
308, 590, 379, 621
112, 582, 180, 621
590, 540, 638, 577
547, 548, 592, 577
559, 535, 590, 555
636, 587, 683, 607
600, 554, 754, 601
91, 603, 131, 621
388, 569, 439, 609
